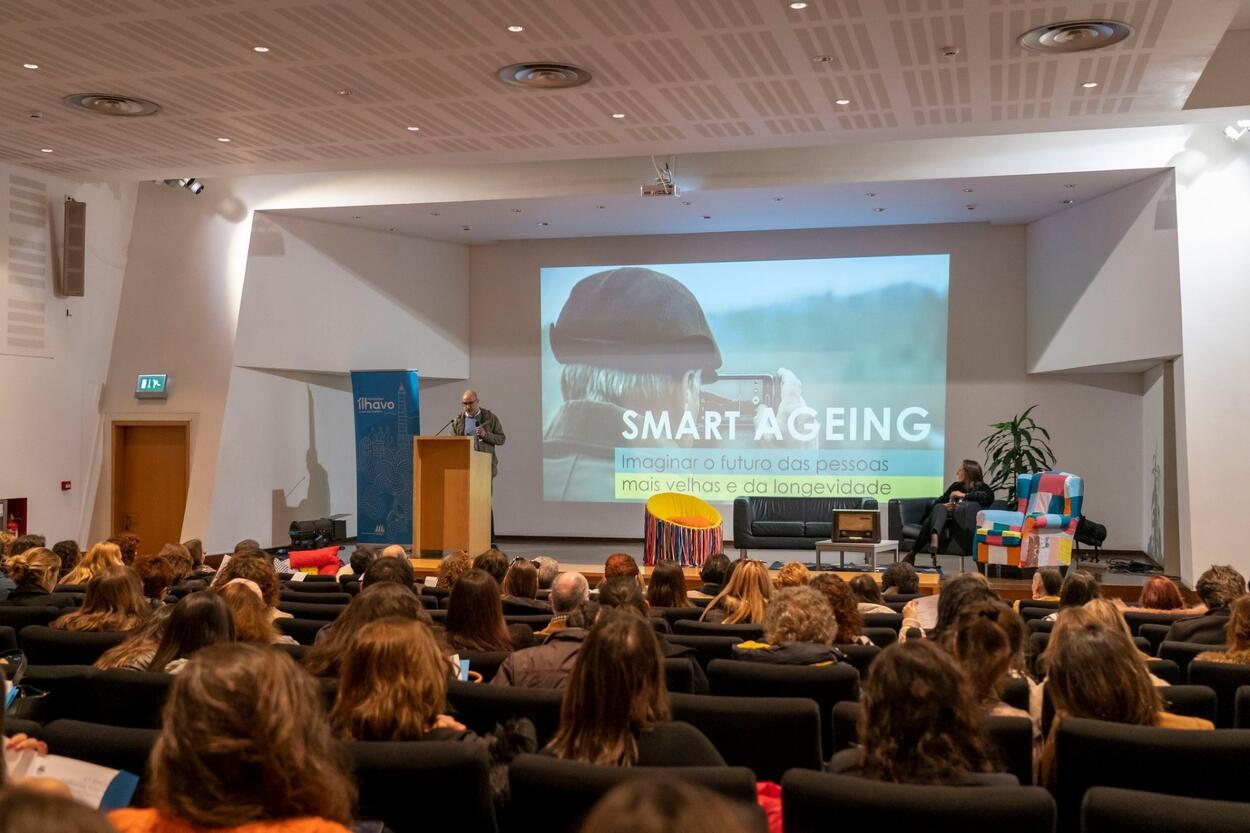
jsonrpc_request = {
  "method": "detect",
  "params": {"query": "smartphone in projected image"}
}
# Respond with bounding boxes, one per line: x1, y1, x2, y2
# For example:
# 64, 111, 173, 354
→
699, 373, 777, 421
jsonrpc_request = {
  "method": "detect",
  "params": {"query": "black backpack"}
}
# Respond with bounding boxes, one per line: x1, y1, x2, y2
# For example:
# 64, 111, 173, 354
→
1074, 515, 1107, 549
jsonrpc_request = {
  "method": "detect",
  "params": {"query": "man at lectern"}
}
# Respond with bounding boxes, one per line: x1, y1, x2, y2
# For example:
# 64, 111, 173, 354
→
452, 389, 505, 479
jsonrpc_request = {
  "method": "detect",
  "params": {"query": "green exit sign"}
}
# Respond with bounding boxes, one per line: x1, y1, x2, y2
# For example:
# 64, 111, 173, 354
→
135, 373, 168, 399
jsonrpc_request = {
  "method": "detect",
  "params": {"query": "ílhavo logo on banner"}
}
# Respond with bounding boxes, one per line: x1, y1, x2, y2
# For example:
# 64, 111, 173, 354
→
350, 370, 420, 545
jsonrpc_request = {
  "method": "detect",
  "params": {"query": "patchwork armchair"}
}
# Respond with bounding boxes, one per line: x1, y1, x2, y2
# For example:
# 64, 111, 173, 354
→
975, 472, 1083, 570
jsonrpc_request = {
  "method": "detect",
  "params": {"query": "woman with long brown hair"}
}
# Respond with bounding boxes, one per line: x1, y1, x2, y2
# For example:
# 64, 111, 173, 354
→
218, 580, 295, 645
211, 553, 285, 619
331, 618, 464, 741
303, 582, 430, 677
830, 639, 1010, 785
446, 569, 532, 652
699, 559, 769, 625
645, 560, 690, 609
548, 608, 722, 766
108, 643, 355, 833
147, 591, 235, 674
95, 605, 174, 671
61, 541, 122, 586
808, 574, 871, 645
51, 565, 149, 632
501, 558, 539, 599
903, 459, 995, 566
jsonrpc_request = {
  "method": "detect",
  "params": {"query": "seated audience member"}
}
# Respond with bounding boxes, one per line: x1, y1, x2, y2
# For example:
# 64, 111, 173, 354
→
533, 556, 560, 590
881, 562, 920, 596
473, 547, 509, 585
1080, 599, 1160, 666
1040, 605, 1164, 685
691, 552, 731, 600
109, 533, 141, 566
4, 548, 76, 608
1043, 569, 1101, 621
849, 574, 893, 615
147, 591, 236, 674
603, 552, 644, 590
132, 552, 178, 605
645, 559, 690, 609
501, 558, 548, 611
304, 583, 430, 677
61, 541, 123, 586
51, 540, 81, 580
234, 539, 261, 553
1195, 594, 1250, 665
212, 552, 287, 620
1013, 567, 1062, 612
828, 639, 1013, 785
596, 577, 708, 693
700, 559, 770, 624
380, 544, 406, 559
51, 565, 149, 632
332, 618, 468, 740
1133, 575, 1186, 611
536, 571, 590, 638
219, 579, 297, 645
774, 561, 810, 589
109, 644, 355, 833
181, 538, 214, 578
809, 574, 872, 645
733, 586, 842, 665
435, 550, 472, 589
157, 543, 197, 586
8, 534, 46, 557
446, 569, 534, 652
578, 780, 756, 833
899, 571, 996, 644
0, 530, 15, 557
95, 605, 175, 670
1042, 621, 1213, 787
0, 788, 117, 833
1164, 565, 1246, 645
950, 600, 1040, 749
336, 545, 376, 580
361, 554, 416, 592
547, 608, 723, 766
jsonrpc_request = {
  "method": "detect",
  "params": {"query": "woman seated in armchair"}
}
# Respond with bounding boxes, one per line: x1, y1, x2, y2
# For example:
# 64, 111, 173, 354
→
903, 460, 995, 567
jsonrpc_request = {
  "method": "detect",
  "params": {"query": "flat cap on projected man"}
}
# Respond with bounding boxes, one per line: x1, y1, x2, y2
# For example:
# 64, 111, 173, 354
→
548, 267, 722, 376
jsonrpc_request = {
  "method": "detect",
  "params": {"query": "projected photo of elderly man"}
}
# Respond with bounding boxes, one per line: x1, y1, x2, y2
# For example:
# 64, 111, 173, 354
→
542, 266, 810, 501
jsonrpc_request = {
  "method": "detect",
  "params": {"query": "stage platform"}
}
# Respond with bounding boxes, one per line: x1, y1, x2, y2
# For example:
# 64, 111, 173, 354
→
410, 538, 1170, 603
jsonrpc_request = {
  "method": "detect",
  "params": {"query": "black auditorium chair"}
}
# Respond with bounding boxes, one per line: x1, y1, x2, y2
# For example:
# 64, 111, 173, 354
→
670, 692, 821, 782
707, 659, 858, 757
665, 634, 741, 669
282, 580, 349, 593
508, 755, 760, 833
416, 595, 438, 610
446, 680, 563, 746
1081, 786, 1250, 833
837, 642, 880, 677
1144, 658, 1181, 685
280, 590, 351, 605
1028, 618, 1056, 634
1019, 607, 1055, 623
1158, 641, 1216, 681
94, 669, 174, 729
1131, 636, 1153, 654
1186, 661, 1250, 728
1122, 610, 1185, 636
42, 719, 158, 782
861, 627, 897, 648
1052, 716, 1250, 830
862, 612, 903, 631
830, 700, 860, 751
348, 741, 497, 833
20, 665, 100, 723
505, 614, 554, 631
461, 650, 509, 681
0, 626, 16, 652
646, 617, 671, 635
673, 620, 764, 640
1236, 685, 1250, 728
1138, 623, 1171, 656
275, 602, 345, 621
1021, 598, 1060, 610
649, 606, 704, 631
1002, 675, 1032, 712
428, 609, 447, 623
502, 598, 551, 616
663, 657, 694, 694
18, 626, 127, 666
1156, 685, 1216, 723
781, 771, 1055, 833
0, 606, 62, 631
276, 617, 328, 646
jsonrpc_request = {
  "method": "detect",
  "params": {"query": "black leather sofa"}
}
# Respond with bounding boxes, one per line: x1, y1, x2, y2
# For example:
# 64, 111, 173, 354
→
732, 497, 879, 553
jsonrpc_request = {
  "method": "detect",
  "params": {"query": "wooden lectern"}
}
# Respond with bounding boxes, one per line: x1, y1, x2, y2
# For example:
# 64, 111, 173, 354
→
412, 437, 493, 557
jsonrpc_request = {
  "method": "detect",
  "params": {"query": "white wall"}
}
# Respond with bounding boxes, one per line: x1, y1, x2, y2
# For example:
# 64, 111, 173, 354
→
1027, 171, 1181, 373
0, 164, 137, 544
470, 223, 1147, 548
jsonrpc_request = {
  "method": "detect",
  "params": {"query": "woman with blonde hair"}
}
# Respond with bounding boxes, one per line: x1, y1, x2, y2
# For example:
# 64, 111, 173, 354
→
4, 548, 75, 608
51, 565, 149, 632
331, 618, 465, 741
1043, 602, 1167, 685
96, 605, 174, 671
62, 542, 123, 586
699, 560, 770, 625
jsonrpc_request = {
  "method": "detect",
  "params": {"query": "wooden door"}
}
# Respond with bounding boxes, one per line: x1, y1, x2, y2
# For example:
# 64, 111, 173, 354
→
112, 422, 189, 555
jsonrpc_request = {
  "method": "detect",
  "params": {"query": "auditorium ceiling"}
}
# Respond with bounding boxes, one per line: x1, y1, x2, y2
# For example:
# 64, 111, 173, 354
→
0, 0, 1240, 180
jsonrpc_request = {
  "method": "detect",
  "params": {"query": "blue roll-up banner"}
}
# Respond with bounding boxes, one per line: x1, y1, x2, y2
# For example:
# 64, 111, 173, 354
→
351, 370, 421, 544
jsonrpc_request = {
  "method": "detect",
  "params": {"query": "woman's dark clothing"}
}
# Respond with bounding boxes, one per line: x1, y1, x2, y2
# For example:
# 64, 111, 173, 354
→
905, 481, 995, 560
826, 748, 1017, 786
541, 721, 725, 767
2, 583, 79, 609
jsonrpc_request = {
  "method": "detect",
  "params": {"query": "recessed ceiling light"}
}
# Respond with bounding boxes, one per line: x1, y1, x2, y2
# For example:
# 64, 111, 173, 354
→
872, 207, 887, 213
28, 112, 42, 119
406, 125, 420, 132
22, 63, 38, 70
335, 89, 352, 96
789, 1, 809, 8
462, 226, 472, 231
965, 204, 977, 210
39, 147, 53, 153
1081, 81, 1099, 88
611, 112, 626, 119
812, 55, 834, 63
835, 98, 851, 105
962, 188, 974, 193
537, 221, 550, 227
701, 215, 712, 220
507, 25, 524, 32
216, 136, 231, 142
252, 46, 269, 53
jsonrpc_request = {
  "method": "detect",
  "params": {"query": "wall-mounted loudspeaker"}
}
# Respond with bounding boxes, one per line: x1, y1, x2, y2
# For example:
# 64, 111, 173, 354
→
60, 197, 86, 297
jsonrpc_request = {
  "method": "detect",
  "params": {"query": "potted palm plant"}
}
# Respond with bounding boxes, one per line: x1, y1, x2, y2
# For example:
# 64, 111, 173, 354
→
979, 405, 1057, 502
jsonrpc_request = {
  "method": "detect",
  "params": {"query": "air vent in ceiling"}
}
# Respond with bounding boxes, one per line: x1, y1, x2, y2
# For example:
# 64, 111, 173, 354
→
62, 93, 161, 117
1017, 19, 1133, 53
496, 63, 592, 89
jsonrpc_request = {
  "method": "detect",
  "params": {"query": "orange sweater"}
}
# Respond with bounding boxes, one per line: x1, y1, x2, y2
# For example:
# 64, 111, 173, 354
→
109, 809, 351, 833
